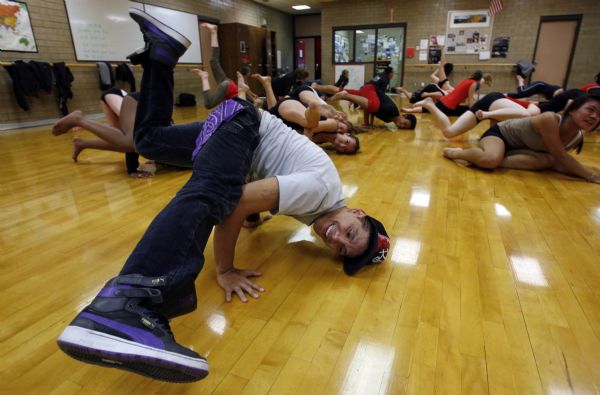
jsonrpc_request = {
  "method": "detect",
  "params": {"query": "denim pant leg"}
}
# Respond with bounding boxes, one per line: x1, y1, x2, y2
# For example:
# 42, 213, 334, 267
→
120, 108, 261, 298
133, 57, 199, 167
135, 57, 173, 131
134, 121, 201, 168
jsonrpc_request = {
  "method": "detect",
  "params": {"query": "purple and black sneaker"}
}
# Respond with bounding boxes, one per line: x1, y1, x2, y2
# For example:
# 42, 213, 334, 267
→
57, 274, 208, 383
127, 8, 191, 68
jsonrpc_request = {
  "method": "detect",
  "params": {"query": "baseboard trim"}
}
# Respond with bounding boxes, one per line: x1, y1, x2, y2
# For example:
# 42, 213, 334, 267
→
0, 113, 105, 132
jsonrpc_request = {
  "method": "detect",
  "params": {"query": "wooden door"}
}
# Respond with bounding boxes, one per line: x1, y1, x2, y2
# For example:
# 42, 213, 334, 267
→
218, 23, 241, 86
531, 15, 581, 87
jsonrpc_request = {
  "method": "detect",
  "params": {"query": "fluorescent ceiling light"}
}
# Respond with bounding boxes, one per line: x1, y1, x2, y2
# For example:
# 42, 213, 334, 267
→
292, 5, 311, 10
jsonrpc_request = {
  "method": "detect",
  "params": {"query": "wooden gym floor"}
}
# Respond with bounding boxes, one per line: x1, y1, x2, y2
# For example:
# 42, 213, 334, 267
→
2, 97, 600, 394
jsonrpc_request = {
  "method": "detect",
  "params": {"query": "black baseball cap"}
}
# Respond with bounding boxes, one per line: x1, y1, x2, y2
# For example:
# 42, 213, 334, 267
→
343, 216, 390, 275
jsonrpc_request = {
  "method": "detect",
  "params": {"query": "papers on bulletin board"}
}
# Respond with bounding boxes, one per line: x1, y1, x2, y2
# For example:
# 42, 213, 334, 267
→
419, 51, 427, 61
479, 51, 490, 60
420, 39, 428, 49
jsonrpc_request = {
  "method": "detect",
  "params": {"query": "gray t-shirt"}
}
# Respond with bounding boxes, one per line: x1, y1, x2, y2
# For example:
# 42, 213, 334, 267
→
250, 111, 345, 225
498, 114, 583, 152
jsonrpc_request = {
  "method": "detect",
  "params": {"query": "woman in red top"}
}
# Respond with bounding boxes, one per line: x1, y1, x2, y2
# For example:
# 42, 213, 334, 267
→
406, 71, 492, 116
329, 83, 416, 129
579, 72, 599, 93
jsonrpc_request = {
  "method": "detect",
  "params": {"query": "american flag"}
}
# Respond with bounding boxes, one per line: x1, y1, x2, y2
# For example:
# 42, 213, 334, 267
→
488, 0, 503, 16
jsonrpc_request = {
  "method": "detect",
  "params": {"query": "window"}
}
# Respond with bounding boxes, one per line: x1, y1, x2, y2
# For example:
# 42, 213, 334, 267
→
334, 30, 354, 63
376, 27, 404, 88
355, 29, 376, 63
332, 23, 406, 87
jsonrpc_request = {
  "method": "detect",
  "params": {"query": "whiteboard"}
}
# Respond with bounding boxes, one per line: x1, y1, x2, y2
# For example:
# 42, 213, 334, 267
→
65, 0, 144, 62
334, 64, 365, 90
143, 4, 201, 64
65, 0, 201, 63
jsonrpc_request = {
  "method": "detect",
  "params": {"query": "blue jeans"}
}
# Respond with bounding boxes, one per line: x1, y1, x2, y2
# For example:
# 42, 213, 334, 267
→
121, 58, 261, 315
133, 58, 201, 168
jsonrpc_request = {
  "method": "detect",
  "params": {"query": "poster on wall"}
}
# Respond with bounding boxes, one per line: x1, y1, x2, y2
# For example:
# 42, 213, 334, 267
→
428, 46, 441, 64
491, 36, 510, 58
445, 10, 493, 55
0, 0, 38, 52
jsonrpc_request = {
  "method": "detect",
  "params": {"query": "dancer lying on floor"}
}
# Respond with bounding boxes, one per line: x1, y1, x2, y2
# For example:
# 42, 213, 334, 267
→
416, 92, 538, 139
402, 71, 492, 116
191, 23, 258, 109
329, 81, 417, 129
253, 73, 360, 154
52, 89, 153, 178
442, 94, 600, 184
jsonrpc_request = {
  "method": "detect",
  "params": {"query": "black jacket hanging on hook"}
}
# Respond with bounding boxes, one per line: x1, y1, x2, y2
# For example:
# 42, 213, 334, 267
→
53, 62, 74, 116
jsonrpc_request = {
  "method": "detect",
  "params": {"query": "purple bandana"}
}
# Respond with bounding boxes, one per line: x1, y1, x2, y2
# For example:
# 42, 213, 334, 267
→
192, 99, 244, 159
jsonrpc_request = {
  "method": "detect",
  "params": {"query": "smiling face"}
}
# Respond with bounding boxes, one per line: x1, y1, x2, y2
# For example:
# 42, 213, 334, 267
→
333, 133, 357, 154
570, 99, 600, 131
312, 208, 370, 258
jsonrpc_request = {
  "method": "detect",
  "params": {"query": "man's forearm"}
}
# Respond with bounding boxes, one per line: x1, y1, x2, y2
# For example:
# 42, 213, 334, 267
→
214, 210, 246, 274
213, 178, 280, 274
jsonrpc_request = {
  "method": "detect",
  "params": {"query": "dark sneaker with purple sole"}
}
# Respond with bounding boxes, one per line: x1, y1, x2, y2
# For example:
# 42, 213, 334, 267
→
57, 274, 208, 383
127, 7, 191, 68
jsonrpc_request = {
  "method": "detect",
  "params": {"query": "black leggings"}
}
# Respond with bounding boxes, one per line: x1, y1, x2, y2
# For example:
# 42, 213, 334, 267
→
480, 124, 515, 151
436, 101, 469, 116
101, 87, 125, 103
538, 89, 584, 112
467, 92, 506, 122
288, 84, 315, 101
409, 84, 444, 104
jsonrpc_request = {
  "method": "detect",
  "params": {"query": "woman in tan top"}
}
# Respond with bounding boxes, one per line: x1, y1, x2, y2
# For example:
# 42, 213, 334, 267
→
443, 95, 600, 183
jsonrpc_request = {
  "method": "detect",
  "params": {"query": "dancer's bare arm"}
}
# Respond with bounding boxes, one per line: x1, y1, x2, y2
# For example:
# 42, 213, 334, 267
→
213, 177, 280, 301
533, 113, 599, 182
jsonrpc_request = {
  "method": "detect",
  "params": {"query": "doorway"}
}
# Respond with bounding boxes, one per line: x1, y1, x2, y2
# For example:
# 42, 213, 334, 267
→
295, 37, 321, 81
531, 15, 582, 87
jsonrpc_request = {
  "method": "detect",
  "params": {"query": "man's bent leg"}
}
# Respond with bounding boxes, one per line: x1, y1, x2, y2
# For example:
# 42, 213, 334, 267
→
57, 106, 260, 383
122, 105, 261, 295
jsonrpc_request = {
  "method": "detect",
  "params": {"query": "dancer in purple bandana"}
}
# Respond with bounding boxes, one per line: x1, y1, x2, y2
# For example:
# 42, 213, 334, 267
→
57, 8, 389, 384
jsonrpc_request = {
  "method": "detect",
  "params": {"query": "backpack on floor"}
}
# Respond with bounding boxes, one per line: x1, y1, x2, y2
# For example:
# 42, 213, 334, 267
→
513, 60, 535, 78
175, 93, 196, 107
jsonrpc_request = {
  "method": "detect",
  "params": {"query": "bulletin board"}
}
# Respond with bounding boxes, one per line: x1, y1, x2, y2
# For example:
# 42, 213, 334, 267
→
445, 10, 493, 55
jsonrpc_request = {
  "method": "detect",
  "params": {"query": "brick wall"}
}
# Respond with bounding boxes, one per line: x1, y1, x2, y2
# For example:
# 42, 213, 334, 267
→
0, 0, 292, 125
321, 0, 599, 93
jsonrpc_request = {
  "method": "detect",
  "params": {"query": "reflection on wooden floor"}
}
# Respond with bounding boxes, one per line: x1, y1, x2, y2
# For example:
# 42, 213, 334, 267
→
2, 96, 600, 394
